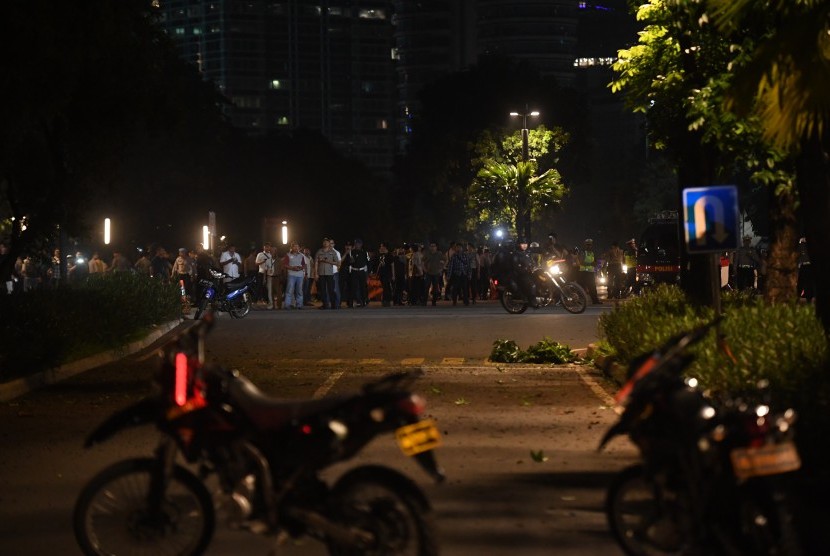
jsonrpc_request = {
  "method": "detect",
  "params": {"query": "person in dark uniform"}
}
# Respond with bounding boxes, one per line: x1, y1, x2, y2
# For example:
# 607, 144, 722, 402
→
510, 237, 539, 308
376, 242, 394, 307
349, 239, 369, 307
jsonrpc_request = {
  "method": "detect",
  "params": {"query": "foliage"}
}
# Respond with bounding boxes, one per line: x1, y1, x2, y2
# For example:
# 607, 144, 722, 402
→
468, 126, 569, 239
0, 273, 180, 382
599, 285, 828, 398
489, 338, 576, 365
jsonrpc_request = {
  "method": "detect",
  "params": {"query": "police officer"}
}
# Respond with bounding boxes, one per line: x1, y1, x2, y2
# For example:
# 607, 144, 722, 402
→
511, 237, 539, 308
733, 235, 760, 291
578, 239, 601, 304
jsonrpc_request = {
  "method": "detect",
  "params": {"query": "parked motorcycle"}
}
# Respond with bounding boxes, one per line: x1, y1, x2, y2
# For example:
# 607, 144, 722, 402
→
73, 313, 444, 555
194, 269, 255, 319
494, 257, 587, 314
600, 319, 802, 555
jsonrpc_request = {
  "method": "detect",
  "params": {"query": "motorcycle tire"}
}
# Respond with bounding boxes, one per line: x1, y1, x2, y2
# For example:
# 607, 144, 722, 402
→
737, 480, 802, 556
560, 282, 588, 314
194, 298, 209, 320
500, 289, 528, 314
229, 296, 251, 319
606, 464, 685, 556
73, 458, 215, 556
326, 465, 437, 556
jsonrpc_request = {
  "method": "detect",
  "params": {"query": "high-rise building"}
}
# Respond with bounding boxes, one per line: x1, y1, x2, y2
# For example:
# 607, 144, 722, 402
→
476, 0, 578, 87
391, 1, 475, 153
156, 0, 397, 173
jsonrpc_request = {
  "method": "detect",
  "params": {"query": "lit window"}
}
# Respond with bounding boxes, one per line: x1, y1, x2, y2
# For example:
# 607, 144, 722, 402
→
175, 27, 185, 35
390, 47, 399, 60
270, 79, 282, 89
193, 28, 202, 35
377, 119, 388, 129
277, 116, 289, 125
359, 9, 386, 19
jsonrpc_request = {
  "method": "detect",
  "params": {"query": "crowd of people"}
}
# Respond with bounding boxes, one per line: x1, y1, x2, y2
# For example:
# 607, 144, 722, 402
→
1, 231, 815, 304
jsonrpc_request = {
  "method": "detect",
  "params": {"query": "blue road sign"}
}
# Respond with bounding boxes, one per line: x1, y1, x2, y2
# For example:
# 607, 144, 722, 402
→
682, 185, 740, 253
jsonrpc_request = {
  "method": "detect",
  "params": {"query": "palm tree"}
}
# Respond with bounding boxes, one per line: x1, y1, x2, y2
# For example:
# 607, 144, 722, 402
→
709, 0, 830, 333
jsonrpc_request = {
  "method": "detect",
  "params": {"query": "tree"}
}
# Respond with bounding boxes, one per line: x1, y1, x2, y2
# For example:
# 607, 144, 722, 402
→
612, 0, 802, 306
707, 0, 830, 333
467, 126, 568, 240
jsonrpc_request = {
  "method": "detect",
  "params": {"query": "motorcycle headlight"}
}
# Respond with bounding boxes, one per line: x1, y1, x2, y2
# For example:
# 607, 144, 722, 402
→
599, 275, 606, 284
622, 264, 628, 273
547, 263, 561, 276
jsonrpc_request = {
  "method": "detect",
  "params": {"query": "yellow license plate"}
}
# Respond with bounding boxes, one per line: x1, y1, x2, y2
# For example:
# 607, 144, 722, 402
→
730, 441, 801, 481
395, 420, 441, 457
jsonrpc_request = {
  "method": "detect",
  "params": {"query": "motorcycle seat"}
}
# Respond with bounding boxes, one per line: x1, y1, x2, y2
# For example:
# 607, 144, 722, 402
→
226, 275, 250, 288
229, 375, 349, 431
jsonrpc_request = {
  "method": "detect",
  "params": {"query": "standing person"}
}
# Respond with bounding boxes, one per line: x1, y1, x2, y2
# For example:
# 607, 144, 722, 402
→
109, 251, 132, 273
376, 242, 394, 307
282, 242, 306, 309
409, 244, 425, 305
48, 248, 61, 288
446, 242, 471, 306
301, 246, 315, 306
329, 239, 343, 308
797, 237, 814, 302
255, 242, 276, 308
0, 242, 12, 294
392, 246, 407, 306
349, 239, 369, 307
88, 252, 107, 274
315, 238, 340, 309
466, 243, 480, 304
478, 246, 492, 300
578, 239, 601, 304
171, 248, 194, 295
338, 241, 352, 308
134, 249, 152, 277
151, 247, 171, 281
219, 244, 242, 283
544, 232, 568, 259
605, 241, 625, 299
423, 242, 446, 306
733, 235, 760, 291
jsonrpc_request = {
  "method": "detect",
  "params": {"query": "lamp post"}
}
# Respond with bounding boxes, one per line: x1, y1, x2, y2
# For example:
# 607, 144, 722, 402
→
103, 218, 111, 245
509, 106, 539, 240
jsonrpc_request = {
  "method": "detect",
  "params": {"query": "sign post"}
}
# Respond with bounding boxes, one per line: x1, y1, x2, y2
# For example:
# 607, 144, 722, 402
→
682, 185, 740, 316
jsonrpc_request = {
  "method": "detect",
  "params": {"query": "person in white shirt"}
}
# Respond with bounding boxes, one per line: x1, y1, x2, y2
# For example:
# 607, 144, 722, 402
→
219, 244, 242, 282
255, 242, 276, 309
282, 242, 306, 309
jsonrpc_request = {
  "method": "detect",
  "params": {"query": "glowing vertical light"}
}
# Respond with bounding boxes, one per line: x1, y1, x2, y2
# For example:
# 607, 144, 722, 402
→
202, 225, 210, 250
281, 221, 288, 245
104, 218, 111, 245
175, 352, 188, 406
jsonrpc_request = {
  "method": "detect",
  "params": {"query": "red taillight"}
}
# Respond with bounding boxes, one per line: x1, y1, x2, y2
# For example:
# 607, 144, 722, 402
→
493, 279, 499, 286
397, 394, 427, 416
743, 415, 769, 448
174, 352, 189, 407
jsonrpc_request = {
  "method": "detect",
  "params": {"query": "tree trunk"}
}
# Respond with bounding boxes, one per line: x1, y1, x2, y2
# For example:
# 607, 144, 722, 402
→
763, 184, 798, 303
796, 133, 830, 337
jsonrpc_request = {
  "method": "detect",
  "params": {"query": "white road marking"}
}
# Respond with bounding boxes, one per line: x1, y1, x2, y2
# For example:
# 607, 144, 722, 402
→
574, 366, 619, 410
312, 370, 344, 399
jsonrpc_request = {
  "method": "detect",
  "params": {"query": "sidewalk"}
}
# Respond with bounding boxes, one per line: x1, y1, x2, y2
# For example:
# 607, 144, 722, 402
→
0, 319, 183, 402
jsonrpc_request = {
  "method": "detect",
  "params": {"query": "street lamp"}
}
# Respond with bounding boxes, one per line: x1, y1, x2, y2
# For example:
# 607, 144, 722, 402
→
509, 106, 540, 240
202, 225, 210, 250
281, 221, 288, 245
104, 218, 111, 245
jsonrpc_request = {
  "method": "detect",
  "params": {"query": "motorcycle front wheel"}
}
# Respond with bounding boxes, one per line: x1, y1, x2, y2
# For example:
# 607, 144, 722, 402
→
499, 289, 528, 314
73, 458, 215, 556
229, 294, 251, 319
560, 282, 588, 314
327, 465, 437, 556
606, 465, 686, 556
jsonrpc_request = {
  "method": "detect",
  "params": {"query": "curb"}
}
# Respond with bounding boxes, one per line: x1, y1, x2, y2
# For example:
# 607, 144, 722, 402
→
0, 319, 184, 402
585, 343, 628, 386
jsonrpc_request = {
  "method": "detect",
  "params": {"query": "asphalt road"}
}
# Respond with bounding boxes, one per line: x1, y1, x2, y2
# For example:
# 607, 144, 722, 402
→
0, 300, 638, 555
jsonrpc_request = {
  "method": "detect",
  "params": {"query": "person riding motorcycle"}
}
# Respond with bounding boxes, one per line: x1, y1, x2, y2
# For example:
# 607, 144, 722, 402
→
510, 237, 539, 308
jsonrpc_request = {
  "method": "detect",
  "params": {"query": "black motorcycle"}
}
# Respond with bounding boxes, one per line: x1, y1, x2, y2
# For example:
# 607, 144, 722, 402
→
73, 313, 444, 555
600, 319, 802, 555
194, 269, 256, 319
495, 256, 587, 315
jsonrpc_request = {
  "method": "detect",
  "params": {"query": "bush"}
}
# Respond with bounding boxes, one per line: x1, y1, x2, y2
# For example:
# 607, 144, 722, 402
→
0, 273, 181, 382
490, 337, 577, 364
